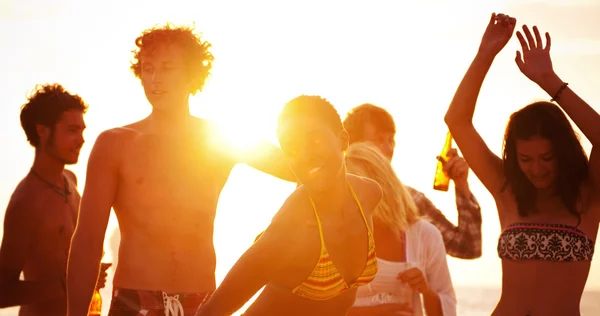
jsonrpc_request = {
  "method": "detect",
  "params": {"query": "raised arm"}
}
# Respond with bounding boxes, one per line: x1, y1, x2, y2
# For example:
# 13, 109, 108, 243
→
0, 196, 63, 307
195, 195, 299, 316
444, 13, 516, 195
67, 130, 119, 316
514, 25, 600, 192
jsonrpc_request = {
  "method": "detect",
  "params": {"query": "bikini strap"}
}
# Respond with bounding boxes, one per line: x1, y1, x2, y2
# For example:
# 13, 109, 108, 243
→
346, 180, 371, 234
307, 195, 326, 249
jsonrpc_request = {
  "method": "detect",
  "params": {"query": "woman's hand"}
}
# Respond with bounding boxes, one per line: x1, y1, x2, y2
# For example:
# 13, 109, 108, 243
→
478, 13, 517, 59
515, 25, 558, 89
397, 267, 431, 295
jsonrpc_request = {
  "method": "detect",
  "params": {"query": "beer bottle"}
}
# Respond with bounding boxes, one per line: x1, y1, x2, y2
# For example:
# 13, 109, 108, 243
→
433, 131, 453, 191
88, 250, 106, 316
88, 289, 102, 315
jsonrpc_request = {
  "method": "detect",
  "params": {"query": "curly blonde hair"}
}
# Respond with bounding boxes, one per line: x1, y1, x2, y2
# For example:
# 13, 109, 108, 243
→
130, 23, 214, 95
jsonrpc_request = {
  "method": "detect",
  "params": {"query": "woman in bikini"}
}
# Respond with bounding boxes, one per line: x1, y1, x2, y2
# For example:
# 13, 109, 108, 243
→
195, 95, 382, 316
445, 13, 598, 316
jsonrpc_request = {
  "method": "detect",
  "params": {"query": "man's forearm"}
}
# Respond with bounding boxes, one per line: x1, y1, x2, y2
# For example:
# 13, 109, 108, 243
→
244, 141, 296, 182
413, 185, 482, 259
0, 279, 63, 308
449, 185, 482, 259
454, 180, 472, 200
66, 238, 103, 316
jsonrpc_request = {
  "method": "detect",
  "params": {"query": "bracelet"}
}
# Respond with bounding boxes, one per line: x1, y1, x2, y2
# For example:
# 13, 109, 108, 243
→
550, 82, 568, 102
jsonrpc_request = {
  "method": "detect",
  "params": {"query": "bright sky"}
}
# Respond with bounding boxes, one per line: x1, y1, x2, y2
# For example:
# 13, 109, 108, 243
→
1, 0, 600, 314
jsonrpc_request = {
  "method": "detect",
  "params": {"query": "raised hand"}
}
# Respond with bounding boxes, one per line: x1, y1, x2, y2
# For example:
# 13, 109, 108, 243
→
478, 13, 517, 58
438, 148, 469, 183
515, 25, 556, 87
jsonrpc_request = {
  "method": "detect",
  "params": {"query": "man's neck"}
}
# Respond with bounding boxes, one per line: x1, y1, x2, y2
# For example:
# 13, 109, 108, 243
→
31, 151, 65, 185
148, 104, 192, 135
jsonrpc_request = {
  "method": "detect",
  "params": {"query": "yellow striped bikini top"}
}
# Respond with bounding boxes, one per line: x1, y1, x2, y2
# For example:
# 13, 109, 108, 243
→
291, 181, 378, 300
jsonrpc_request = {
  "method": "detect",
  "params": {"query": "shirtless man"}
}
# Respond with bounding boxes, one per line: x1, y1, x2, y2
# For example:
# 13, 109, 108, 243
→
66, 24, 296, 316
0, 84, 109, 316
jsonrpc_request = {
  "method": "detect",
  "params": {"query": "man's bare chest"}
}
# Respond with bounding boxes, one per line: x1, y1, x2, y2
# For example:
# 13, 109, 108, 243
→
33, 195, 78, 257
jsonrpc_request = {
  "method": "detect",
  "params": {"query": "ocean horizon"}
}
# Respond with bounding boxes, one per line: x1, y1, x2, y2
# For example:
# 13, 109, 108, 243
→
1, 286, 598, 315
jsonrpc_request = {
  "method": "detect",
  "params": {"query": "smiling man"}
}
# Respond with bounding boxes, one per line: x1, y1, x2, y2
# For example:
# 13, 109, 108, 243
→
65, 24, 296, 316
0, 84, 109, 316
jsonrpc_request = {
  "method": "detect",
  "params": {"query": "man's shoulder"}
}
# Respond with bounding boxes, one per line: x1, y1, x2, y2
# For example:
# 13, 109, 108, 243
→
4, 179, 44, 221
92, 125, 143, 151
63, 169, 77, 186
403, 185, 424, 199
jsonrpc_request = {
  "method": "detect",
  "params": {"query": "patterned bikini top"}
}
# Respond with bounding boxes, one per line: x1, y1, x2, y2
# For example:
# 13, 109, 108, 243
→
291, 181, 378, 300
497, 222, 595, 262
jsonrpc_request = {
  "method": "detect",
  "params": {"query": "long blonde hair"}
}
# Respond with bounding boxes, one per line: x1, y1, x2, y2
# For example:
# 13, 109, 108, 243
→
345, 142, 420, 235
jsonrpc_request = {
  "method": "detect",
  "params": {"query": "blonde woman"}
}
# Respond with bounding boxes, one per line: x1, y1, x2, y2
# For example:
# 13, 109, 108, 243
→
346, 142, 456, 316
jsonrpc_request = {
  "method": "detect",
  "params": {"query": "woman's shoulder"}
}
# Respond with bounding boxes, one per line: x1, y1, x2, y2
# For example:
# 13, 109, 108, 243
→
347, 174, 382, 207
407, 219, 444, 242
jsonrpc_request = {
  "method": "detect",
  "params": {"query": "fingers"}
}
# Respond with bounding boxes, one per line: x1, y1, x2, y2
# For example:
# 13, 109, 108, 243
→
533, 26, 543, 48
397, 267, 420, 280
442, 157, 457, 173
447, 148, 458, 158
443, 156, 460, 173
437, 148, 457, 164
489, 12, 496, 25
516, 31, 529, 53
515, 50, 524, 71
545, 32, 551, 51
522, 25, 536, 49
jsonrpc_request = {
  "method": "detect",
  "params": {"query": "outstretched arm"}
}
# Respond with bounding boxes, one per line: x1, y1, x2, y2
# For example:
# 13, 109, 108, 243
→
207, 121, 296, 182
0, 197, 63, 307
242, 141, 296, 182
444, 13, 516, 196
67, 130, 119, 316
514, 25, 600, 191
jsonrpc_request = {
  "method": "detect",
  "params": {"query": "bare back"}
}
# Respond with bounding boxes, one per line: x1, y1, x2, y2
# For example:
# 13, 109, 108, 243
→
109, 117, 236, 293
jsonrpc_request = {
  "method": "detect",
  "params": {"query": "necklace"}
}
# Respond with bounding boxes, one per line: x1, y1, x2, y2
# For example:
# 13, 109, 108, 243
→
29, 169, 71, 203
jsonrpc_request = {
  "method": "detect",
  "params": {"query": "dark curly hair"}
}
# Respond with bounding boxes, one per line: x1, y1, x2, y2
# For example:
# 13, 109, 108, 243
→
502, 101, 588, 218
130, 23, 214, 95
277, 95, 344, 138
343, 103, 396, 145
20, 83, 88, 148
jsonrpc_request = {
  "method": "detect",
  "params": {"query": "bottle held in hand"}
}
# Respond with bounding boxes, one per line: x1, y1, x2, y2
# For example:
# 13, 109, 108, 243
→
433, 132, 453, 191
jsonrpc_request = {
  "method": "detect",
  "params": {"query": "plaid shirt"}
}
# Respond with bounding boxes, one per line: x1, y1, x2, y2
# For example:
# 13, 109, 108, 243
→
405, 186, 482, 259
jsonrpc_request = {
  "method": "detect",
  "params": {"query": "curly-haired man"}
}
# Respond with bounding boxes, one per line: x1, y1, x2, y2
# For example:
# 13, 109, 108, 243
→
66, 24, 295, 316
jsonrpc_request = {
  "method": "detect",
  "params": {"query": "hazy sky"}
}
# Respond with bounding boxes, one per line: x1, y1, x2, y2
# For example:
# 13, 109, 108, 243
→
1, 1, 599, 312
